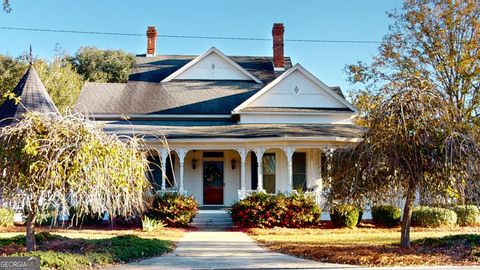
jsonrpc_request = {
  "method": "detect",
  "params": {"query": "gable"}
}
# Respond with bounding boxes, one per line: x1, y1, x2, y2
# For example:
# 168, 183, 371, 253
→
249, 69, 348, 108
234, 64, 357, 112
162, 47, 262, 83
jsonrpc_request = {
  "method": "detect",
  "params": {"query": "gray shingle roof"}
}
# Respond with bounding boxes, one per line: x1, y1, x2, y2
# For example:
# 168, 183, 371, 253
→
75, 54, 349, 116
0, 66, 59, 126
100, 120, 365, 140
76, 54, 296, 115
129, 55, 292, 83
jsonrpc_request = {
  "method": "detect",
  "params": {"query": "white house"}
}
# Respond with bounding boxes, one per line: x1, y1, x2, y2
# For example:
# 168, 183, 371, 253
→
75, 24, 364, 207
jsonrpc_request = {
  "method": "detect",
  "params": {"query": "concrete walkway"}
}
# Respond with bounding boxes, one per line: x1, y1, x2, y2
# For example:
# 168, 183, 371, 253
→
112, 231, 351, 269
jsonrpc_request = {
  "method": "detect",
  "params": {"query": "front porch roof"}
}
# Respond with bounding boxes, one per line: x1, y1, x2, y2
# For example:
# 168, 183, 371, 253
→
100, 120, 365, 141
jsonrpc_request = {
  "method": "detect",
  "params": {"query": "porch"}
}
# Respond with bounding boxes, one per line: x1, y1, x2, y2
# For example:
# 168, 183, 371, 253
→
147, 143, 341, 207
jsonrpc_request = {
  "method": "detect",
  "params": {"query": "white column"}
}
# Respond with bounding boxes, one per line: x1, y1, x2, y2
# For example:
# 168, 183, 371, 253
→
160, 148, 169, 192
255, 147, 266, 192
318, 148, 323, 191
283, 146, 295, 194
236, 148, 247, 199
176, 149, 188, 193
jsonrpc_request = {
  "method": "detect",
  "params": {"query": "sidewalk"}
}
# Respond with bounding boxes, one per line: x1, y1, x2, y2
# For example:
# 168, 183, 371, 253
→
111, 231, 351, 269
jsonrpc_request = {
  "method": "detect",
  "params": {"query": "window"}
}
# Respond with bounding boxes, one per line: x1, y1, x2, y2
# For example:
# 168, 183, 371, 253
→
263, 153, 276, 193
147, 154, 175, 190
292, 153, 307, 192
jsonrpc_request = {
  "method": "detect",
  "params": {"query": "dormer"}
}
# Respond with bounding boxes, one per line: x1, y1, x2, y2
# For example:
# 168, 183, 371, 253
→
162, 47, 262, 83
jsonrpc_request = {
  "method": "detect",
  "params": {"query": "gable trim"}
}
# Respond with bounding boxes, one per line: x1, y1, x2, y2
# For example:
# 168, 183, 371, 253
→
232, 64, 358, 113
161, 47, 262, 83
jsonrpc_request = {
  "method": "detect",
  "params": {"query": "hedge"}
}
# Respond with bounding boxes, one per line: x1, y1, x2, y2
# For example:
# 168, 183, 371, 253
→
147, 192, 198, 227
330, 204, 359, 228
411, 206, 457, 227
371, 205, 401, 227
230, 192, 321, 228
0, 208, 13, 227
453, 205, 480, 226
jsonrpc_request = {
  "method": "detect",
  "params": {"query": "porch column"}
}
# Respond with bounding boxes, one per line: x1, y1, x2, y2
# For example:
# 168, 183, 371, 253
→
236, 148, 247, 199
160, 148, 169, 192
254, 147, 266, 191
176, 148, 188, 193
318, 148, 323, 191
283, 146, 296, 193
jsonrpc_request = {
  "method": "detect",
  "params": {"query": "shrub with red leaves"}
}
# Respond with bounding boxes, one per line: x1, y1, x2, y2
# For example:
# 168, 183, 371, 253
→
229, 193, 321, 228
147, 192, 198, 227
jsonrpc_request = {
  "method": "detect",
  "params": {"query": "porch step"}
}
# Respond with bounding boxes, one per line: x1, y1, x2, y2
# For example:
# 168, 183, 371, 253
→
192, 210, 234, 230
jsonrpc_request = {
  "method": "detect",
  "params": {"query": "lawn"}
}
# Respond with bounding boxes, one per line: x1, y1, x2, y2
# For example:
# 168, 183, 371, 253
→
0, 227, 186, 270
248, 226, 480, 266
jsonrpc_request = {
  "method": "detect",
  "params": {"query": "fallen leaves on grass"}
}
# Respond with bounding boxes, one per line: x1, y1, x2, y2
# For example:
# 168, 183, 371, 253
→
249, 227, 480, 266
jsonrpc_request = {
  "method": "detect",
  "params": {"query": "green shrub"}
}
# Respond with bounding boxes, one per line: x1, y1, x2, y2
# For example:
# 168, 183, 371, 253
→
0, 208, 13, 227
0, 232, 63, 247
330, 204, 359, 228
412, 206, 457, 227
147, 192, 198, 227
103, 235, 172, 262
142, 216, 165, 232
230, 192, 321, 228
453, 205, 480, 226
371, 205, 402, 227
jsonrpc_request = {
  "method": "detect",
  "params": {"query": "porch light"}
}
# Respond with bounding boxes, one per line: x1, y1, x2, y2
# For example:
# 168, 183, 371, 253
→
231, 159, 236, 170
192, 158, 197, 170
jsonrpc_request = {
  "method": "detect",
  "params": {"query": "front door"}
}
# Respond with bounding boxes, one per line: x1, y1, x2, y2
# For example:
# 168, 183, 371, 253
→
203, 161, 224, 205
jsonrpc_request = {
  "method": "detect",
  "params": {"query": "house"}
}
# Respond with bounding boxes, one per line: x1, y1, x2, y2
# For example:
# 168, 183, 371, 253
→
75, 24, 364, 207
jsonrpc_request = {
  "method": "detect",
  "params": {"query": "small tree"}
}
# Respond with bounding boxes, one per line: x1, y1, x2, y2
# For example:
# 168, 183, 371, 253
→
327, 79, 480, 248
34, 57, 84, 112
70, 47, 135, 83
0, 112, 150, 251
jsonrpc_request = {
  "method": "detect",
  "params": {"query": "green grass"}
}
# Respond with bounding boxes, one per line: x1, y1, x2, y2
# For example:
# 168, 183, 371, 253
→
0, 230, 180, 270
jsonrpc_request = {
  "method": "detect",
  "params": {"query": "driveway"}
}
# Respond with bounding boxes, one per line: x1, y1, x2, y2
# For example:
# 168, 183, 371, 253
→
111, 231, 351, 269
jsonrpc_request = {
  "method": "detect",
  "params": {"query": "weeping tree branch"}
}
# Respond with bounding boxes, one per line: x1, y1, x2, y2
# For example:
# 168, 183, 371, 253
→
0, 112, 152, 251
326, 77, 480, 249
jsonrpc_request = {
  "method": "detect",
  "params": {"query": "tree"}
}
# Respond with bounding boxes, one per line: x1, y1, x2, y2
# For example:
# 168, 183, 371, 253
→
0, 55, 27, 104
0, 112, 150, 251
327, 78, 480, 248
347, 0, 479, 126
0, 54, 84, 112
70, 47, 135, 83
34, 57, 84, 112
348, 89, 382, 127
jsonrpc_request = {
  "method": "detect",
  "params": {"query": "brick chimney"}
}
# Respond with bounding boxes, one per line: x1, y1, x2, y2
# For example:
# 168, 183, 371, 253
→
146, 26, 157, 57
272, 23, 285, 71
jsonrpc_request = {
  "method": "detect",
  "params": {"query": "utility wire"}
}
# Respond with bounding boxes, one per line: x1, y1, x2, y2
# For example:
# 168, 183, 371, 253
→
0, 26, 382, 44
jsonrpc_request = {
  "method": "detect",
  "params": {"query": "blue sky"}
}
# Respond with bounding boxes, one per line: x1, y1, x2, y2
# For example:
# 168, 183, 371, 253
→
0, 0, 402, 95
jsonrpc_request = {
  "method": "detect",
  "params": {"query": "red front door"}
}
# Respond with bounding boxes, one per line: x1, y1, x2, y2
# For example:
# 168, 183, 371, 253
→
203, 161, 224, 205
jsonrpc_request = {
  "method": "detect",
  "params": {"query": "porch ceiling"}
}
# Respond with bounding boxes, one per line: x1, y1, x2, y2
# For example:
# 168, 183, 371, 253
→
100, 120, 365, 141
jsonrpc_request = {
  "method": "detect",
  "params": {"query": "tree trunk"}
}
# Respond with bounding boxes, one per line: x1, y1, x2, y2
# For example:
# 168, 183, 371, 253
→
25, 211, 36, 252
400, 183, 416, 249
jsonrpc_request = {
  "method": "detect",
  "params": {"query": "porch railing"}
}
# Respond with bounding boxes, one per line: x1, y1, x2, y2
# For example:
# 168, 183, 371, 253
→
157, 188, 188, 196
